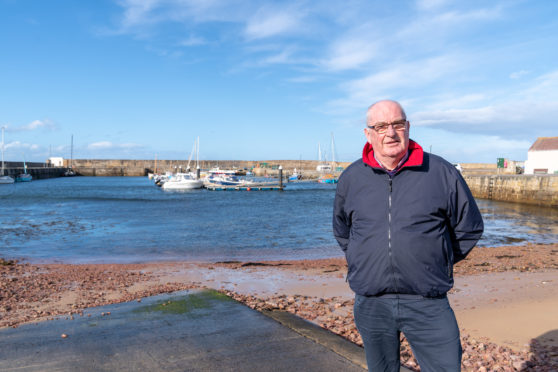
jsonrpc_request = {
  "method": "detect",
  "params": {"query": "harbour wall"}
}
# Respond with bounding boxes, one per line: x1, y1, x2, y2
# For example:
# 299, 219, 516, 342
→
463, 174, 558, 207
67, 159, 353, 178
1, 162, 67, 179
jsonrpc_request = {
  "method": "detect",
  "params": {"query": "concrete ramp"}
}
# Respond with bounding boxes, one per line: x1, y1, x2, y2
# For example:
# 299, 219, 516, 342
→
0, 289, 368, 372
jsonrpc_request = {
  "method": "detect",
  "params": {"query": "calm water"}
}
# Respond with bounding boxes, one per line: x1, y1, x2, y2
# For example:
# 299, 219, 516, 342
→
0, 177, 557, 263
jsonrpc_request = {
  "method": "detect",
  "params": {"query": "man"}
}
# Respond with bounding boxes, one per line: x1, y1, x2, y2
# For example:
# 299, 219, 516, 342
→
333, 100, 483, 371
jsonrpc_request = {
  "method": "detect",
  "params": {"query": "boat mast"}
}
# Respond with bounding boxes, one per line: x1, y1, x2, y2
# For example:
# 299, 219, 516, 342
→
70, 134, 74, 169
1, 126, 5, 176
330, 132, 335, 168
196, 136, 199, 170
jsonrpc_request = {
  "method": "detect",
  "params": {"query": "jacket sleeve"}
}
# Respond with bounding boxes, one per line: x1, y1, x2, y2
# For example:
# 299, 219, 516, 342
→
333, 180, 350, 252
448, 173, 484, 263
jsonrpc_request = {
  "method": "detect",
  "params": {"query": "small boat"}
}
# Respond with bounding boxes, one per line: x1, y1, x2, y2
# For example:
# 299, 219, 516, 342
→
16, 157, 32, 182
318, 173, 338, 184
162, 137, 203, 190
16, 173, 32, 182
162, 172, 203, 190
0, 126, 14, 184
204, 174, 254, 186
208, 167, 237, 176
63, 134, 77, 177
288, 168, 302, 181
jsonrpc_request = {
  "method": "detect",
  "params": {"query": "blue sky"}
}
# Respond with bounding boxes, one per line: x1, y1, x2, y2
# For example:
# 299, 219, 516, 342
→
1, 0, 557, 164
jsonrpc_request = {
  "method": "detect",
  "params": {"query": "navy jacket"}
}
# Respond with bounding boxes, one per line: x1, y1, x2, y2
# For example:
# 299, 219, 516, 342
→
333, 140, 483, 297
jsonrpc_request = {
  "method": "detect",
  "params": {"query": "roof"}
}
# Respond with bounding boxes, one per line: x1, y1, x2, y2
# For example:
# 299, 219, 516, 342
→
528, 137, 558, 152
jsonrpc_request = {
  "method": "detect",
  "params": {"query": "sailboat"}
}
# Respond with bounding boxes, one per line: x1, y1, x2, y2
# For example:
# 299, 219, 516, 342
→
162, 137, 204, 190
0, 126, 15, 184
316, 142, 332, 172
318, 133, 338, 184
64, 134, 76, 177
15, 156, 32, 182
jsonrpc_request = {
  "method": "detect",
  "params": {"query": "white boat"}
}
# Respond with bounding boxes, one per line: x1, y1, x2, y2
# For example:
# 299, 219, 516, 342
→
316, 142, 332, 172
203, 174, 255, 186
162, 172, 204, 190
162, 137, 203, 190
0, 126, 14, 184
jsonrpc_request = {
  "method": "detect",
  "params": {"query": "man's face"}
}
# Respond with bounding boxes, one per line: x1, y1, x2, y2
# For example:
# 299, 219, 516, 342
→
364, 102, 410, 162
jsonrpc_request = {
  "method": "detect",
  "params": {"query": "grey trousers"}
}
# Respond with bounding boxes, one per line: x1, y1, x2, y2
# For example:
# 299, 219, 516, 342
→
353, 294, 461, 372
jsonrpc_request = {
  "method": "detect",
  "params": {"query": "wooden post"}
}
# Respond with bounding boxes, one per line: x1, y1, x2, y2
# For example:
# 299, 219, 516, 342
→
279, 166, 283, 190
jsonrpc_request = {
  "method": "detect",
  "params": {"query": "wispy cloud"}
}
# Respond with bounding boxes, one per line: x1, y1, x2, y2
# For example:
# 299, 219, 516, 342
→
510, 70, 529, 79
330, 54, 462, 111
4, 119, 57, 132
4, 141, 40, 151
321, 37, 378, 71
179, 34, 206, 47
244, 5, 304, 40
88, 141, 143, 150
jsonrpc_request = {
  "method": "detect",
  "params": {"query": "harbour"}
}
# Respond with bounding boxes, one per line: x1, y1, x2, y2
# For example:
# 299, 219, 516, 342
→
1, 176, 557, 264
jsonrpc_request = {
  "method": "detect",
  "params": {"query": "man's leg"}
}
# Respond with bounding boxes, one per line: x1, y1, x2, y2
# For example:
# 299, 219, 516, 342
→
353, 295, 401, 372
399, 297, 462, 372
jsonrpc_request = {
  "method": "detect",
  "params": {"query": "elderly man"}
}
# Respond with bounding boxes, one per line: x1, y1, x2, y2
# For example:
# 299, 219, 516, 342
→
333, 100, 483, 371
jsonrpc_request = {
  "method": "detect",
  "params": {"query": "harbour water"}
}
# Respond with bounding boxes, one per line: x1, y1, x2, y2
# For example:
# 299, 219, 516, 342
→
0, 177, 557, 264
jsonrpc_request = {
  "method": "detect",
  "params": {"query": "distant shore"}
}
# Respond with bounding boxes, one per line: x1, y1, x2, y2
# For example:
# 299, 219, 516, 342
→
2, 243, 557, 371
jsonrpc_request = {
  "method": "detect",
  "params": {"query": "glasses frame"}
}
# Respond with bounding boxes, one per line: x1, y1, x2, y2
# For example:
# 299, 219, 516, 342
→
367, 120, 408, 134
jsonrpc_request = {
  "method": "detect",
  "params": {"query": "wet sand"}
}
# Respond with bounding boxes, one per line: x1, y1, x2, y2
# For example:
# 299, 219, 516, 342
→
2, 243, 558, 371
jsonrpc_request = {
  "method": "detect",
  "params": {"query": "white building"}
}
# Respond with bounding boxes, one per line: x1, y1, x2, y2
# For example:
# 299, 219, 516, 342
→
47, 157, 64, 167
524, 137, 558, 174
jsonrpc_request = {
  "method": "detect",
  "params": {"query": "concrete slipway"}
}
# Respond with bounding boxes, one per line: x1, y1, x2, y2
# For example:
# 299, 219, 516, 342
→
0, 289, 411, 371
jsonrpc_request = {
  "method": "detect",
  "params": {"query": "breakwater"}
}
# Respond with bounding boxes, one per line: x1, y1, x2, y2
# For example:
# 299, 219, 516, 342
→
67, 159, 352, 178
1, 162, 66, 179
464, 175, 558, 207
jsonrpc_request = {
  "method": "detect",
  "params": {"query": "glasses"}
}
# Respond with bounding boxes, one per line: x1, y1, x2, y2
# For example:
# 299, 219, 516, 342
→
367, 120, 408, 134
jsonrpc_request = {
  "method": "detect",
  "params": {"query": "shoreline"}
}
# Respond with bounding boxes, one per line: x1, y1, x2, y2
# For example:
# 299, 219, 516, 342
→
2, 243, 558, 371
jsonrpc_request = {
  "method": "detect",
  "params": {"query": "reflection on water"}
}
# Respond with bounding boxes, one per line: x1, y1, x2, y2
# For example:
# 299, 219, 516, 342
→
0, 177, 557, 263
477, 199, 558, 246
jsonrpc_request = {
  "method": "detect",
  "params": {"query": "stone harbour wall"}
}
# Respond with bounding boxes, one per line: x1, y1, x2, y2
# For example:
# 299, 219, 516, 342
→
463, 174, 558, 207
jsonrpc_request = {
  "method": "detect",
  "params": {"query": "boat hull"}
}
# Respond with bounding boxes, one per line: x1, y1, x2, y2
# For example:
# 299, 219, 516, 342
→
0, 176, 14, 184
16, 174, 32, 182
162, 180, 204, 190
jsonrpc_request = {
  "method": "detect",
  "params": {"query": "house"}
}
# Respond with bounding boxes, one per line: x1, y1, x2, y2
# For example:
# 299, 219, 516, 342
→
524, 137, 558, 174
47, 157, 64, 167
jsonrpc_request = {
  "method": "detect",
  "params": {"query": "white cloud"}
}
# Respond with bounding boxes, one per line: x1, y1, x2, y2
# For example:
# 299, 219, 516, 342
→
4, 119, 56, 132
509, 70, 529, 79
88, 141, 143, 150
331, 54, 462, 110
179, 35, 206, 46
4, 141, 40, 151
244, 6, 303, 40
416, 0, 449, 11
321, 38, 378, 71
88, 141, 113, 150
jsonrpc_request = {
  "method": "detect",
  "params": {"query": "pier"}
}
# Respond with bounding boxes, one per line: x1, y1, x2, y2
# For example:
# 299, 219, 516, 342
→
1, 162, 68, 179
205, 184, 283, 191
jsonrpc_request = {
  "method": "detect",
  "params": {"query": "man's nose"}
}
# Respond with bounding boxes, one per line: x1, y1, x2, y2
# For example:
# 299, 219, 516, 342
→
385, 124, 397, 136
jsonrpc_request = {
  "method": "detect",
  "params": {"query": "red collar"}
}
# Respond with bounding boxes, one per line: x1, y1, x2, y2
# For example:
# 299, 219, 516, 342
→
362, 139, 424, 171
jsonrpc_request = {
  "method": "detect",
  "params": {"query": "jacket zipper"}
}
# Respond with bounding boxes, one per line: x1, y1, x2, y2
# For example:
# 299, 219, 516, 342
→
388, 177, 399, 292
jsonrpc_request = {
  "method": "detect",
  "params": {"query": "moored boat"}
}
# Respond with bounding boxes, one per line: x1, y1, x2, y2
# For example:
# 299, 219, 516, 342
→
162, 172, 203, 190
0, 126, 14, 184
318, 173, 338, 184
16, 157, 32, 182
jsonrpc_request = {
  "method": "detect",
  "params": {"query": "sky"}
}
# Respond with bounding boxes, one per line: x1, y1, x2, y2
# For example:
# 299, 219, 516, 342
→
1, 0, 557, 164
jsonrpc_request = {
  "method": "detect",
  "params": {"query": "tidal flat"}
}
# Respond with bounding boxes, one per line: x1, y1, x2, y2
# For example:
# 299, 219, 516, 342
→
2, 243, 557, 371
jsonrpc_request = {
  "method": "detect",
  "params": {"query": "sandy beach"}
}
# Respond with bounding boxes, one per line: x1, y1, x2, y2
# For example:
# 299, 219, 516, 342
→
2, 243, 557, 371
